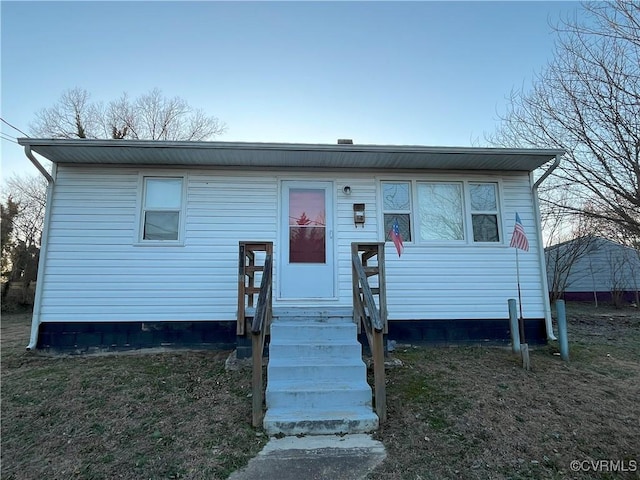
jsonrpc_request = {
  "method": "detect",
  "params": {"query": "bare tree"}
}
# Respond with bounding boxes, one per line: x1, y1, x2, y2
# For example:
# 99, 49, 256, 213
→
31, 87, 102, 139
545, 216, 598, 300
4, 174, 48, 251
603, 242, 640, 307
1, 197, 19, 277
489, 1, 640, 241
31, 87, 227, 141
1, 174, 48, 304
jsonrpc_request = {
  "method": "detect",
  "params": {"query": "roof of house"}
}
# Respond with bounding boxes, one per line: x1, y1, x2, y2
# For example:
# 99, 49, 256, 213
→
18, 138, 564, 172
545, 235, 639, 253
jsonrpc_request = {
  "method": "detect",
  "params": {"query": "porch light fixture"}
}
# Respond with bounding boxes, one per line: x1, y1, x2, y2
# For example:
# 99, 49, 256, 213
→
343, 185, 352, 195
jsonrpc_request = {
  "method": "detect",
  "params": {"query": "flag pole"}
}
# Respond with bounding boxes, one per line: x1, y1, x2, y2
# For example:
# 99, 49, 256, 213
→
515, 246, 530, 370
515, 247, 526, 343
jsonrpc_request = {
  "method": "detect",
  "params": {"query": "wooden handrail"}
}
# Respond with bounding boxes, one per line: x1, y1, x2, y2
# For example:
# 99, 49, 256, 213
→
352, 253, 383, 332
251, 253, 272, 427
251, 254, 273, 334
351, 242, 387, 423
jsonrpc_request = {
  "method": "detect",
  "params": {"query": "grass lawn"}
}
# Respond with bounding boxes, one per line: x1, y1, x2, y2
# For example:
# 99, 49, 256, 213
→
371, 303, 640, 479
2, 303, 639, 479
1, 312, 267, 480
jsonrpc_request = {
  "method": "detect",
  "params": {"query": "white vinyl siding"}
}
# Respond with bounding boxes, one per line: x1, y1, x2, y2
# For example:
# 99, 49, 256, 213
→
40, 166, 277, 322
38, 167, 545, 324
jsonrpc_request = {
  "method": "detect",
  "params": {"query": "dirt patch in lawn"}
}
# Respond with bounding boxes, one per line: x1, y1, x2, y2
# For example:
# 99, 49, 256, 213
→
370, 303, 640, 479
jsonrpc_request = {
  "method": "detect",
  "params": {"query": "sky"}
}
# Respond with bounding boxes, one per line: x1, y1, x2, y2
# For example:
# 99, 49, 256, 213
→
1, 1, 580, 181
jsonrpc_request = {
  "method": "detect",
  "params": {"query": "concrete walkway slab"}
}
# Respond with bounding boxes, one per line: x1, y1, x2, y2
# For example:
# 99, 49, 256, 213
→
227, 434, 386, 480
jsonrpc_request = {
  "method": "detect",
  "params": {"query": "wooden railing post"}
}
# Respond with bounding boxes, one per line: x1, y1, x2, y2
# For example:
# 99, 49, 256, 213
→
252, 333, 264, 427
372, 329, 387, 422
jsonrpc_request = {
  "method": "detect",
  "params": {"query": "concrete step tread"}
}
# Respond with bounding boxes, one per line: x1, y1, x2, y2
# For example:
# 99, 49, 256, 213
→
272, 317, 353, 322
268, 353, 363, 362
263, 407, 379, 435
272, 307, 353, 316
271, 322, 357, 334
264, 407, 378, 421
272, 320, 354, 325
269, 339, 359, 345
268, 357, 366, 366
266, 380, 372, 392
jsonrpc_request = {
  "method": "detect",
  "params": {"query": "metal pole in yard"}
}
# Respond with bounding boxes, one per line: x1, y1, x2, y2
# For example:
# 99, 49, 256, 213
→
508, 298, 520, 354
556, 299, 569, 361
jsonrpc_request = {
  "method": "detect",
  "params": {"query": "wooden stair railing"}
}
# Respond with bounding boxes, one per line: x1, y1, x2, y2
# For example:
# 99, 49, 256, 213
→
237, 241, 273, 427
250, 253, 272, 427
351, 242, 387, 422
237, 242, 273, 335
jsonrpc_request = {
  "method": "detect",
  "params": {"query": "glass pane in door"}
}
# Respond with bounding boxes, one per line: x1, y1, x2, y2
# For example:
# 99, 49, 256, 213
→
289, 189, 326, 263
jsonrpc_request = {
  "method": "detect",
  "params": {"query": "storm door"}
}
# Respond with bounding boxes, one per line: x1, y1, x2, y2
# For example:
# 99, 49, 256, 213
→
279, 181, 335, 299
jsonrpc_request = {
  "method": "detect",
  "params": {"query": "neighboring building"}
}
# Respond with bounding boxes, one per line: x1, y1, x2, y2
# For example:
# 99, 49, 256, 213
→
19, 139, 562, 351
546, 236, 640, 304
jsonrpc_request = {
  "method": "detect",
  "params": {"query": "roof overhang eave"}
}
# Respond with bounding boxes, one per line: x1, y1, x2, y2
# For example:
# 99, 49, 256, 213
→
17, 138, 565, 172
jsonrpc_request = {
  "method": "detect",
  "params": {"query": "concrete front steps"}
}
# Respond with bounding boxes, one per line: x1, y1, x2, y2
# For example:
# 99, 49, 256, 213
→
263, 310, 378, 435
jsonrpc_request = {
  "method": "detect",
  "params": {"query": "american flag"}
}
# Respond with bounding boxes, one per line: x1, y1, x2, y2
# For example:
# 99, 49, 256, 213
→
389, 218, 404, 257
510, 213, 529, 252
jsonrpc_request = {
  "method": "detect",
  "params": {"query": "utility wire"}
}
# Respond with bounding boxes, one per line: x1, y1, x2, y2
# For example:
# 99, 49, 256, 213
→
0, 117, 29, 137
0, 132, 18, 144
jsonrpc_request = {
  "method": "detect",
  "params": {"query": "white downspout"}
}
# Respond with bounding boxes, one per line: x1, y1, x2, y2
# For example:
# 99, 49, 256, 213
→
532, 154, 562, 340
24, 145, 55, 350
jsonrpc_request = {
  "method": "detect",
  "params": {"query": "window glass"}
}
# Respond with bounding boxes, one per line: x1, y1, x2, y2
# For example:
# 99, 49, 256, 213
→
384, 214, 411, 242
289, 189, 326, 263
470, 183, 499, 242
470, 184, 497, 211
472, 214, 499, 242
145, 178, 182, 209
417, 183, 464, 241
382, 182, 410, 210
144, 211, 180, 240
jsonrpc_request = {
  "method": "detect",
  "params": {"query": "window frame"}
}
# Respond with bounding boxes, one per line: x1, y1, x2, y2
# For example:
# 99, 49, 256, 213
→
380, 180, 413, 243
467, 182, 502, 243
379, 177, 505, 247
136, 174, 187, 246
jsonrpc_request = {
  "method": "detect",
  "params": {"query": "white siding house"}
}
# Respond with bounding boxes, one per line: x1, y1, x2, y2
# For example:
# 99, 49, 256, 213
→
19, 139, 563, 351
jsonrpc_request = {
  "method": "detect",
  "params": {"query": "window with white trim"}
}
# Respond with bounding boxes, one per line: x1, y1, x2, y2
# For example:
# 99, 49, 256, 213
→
141, 177, 184, 241
381, 179, 503, 245
382, 181, 412, 241
469, 183, 500, 242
